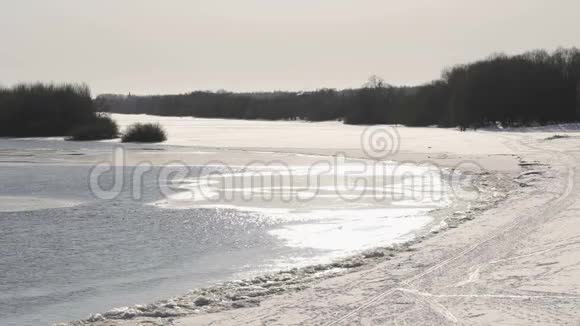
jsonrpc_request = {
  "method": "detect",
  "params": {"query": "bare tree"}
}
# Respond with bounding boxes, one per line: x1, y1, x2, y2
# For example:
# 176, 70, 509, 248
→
364, 75, 388, 89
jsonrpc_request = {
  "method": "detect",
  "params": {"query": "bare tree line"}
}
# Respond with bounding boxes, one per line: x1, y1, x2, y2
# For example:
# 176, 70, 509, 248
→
1, 48, 579, 138
98, 48, 580, 128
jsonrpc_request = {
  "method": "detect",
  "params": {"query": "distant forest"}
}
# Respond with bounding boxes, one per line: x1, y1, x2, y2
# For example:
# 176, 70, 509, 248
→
98, 48, 580, 128
1, 48, 579, 137
96, 48, 580, 127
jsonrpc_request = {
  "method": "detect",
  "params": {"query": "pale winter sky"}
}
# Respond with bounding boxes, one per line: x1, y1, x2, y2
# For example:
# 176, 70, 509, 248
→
1, 0, 579, 95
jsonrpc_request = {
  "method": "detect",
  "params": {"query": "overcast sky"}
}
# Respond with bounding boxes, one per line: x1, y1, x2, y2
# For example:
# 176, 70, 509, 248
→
1, 0, 579, 95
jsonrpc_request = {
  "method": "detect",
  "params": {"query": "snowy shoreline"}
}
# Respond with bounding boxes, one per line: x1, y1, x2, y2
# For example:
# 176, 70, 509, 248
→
63, 156, 511, 325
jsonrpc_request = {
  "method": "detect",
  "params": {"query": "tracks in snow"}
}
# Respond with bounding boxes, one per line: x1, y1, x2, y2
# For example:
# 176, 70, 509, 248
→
326, 133, 579, 325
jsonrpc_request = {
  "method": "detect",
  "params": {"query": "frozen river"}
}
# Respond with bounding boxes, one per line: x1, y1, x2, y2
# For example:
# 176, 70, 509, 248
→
0, 115, 451, 325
